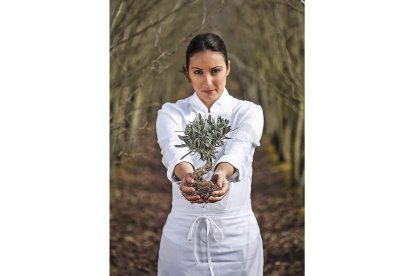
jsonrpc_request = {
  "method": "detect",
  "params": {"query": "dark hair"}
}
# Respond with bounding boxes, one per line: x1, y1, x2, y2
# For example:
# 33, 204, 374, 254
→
184, 33, 228, 72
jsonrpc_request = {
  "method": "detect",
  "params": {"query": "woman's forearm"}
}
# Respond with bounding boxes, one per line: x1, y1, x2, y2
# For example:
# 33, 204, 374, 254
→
174, 161, 234, 181
214, 162, 235, 178
173, 161, 195, 180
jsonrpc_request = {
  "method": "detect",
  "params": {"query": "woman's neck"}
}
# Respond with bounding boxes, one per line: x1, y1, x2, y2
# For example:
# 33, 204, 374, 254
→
200, 99, 214, 112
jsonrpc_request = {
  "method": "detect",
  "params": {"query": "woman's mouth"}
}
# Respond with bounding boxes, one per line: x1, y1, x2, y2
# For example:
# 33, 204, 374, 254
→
202, 89, 215, 93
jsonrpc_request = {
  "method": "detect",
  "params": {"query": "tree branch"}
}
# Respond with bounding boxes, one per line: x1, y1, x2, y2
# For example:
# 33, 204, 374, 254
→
273, 0, 304, 13
228, 53, 255, 74
110, 0, 195, 51
110, 52, 129, 72
110, 0, 125, 34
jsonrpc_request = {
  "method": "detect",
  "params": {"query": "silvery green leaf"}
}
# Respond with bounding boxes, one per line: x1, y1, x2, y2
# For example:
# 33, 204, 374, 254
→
175, 144, 188, 148
180, 151, 192, 160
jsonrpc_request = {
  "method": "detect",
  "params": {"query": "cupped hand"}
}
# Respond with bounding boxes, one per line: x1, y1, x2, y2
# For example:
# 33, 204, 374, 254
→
179, 173, 204, 204
206, 172, 229, 203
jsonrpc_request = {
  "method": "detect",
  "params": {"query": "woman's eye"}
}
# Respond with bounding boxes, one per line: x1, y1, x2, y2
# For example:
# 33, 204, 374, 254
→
211, 68, 221, 75
194, 70, 203, 75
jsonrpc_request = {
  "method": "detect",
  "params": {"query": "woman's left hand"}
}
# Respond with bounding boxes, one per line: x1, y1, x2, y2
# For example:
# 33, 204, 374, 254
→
207, 172, 229, 203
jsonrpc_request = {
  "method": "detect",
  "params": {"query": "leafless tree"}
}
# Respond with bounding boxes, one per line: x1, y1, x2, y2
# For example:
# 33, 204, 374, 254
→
110, 0, 304, 189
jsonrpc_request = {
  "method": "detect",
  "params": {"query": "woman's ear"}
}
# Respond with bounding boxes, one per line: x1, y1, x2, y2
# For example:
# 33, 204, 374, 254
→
182, 65, 191, 82
186, 71, 191, 83
226, 60, 231, 76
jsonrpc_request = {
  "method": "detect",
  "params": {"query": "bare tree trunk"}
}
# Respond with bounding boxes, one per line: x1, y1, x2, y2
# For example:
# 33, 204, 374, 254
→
293, 102, 304, 185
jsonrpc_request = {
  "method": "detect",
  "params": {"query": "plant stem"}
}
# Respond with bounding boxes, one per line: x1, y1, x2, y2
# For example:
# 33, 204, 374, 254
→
194, 159, 212, 180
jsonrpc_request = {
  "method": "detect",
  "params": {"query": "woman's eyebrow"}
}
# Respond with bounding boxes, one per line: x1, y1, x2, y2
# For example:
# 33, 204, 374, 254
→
190, 66, 223, 70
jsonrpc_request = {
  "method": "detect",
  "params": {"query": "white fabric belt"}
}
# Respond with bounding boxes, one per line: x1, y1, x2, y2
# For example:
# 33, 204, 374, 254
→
171, 204, 253, 216
187, 215, 224, 276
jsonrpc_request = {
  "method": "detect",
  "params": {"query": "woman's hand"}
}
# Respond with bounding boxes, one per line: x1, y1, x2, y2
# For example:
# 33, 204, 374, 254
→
206, 172, 229, 203
179, 173, 204, 204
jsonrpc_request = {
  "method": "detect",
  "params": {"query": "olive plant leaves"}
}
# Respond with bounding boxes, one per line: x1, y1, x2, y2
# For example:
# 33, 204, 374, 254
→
175, 114, 232, 163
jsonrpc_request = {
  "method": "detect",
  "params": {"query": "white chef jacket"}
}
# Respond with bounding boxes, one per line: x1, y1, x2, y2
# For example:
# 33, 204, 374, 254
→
156, 88, 264, 276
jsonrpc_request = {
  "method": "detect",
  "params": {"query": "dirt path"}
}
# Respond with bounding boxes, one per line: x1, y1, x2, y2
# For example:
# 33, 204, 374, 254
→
110, 133, 304, 275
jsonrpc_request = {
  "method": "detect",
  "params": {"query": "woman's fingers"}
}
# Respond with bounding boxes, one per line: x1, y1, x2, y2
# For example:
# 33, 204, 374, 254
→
182, 190, 202, 203
207, 193, 226, 203
179, 183, 194, 194
214, 179, 229, 195
207, 176, 229, 203
180, 176, 203, 203
184, 173, 195, 184
190, 197, 204, 204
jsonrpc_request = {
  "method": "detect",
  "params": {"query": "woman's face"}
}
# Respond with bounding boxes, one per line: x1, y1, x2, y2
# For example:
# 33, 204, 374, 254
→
187, 50, 230, 109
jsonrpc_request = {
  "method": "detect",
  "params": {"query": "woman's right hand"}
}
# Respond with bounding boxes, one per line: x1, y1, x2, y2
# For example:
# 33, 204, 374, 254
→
180, 173, 204, 204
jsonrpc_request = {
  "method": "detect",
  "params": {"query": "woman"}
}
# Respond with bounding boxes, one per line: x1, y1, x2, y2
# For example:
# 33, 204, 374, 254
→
156, 33, 264, 276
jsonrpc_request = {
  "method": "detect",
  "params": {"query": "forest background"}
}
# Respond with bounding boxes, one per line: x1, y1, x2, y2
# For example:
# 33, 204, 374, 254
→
110, 0, 304, 275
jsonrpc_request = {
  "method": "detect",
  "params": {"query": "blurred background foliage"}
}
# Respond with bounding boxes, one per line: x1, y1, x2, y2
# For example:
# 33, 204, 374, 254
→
110, 0, 304, 189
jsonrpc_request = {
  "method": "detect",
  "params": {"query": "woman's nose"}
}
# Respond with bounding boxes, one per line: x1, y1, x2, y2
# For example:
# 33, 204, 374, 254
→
202, 74, 213, 86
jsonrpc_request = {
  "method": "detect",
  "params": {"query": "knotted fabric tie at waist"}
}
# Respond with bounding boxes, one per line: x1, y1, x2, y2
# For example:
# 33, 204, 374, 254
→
187, 215, 224, 276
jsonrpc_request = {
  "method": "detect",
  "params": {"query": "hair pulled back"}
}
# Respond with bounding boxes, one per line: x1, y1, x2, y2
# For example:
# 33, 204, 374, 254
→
185, 33, 228, 71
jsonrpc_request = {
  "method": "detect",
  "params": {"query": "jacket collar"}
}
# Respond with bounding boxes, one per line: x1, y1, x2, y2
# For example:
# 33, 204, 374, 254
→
189, 88, 231, 115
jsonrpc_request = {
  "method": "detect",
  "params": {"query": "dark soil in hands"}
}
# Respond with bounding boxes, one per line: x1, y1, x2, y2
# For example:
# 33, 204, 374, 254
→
187, 178, 221, 202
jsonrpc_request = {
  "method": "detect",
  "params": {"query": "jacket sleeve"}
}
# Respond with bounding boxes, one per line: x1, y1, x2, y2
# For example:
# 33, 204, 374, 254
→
214, 103, 264, 182
156, 103, 194, 183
